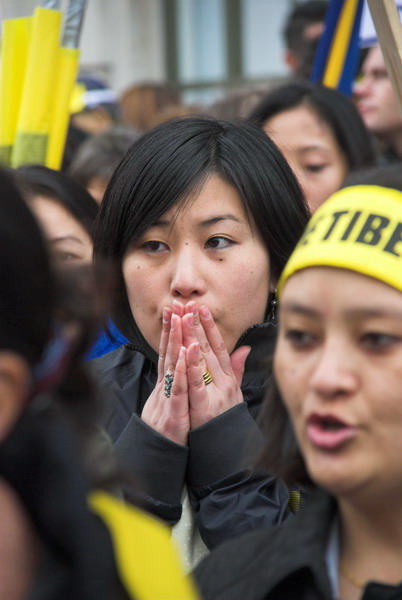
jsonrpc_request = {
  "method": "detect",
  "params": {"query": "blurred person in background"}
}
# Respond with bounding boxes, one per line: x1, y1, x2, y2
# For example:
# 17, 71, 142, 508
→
0, 166, 198, 600
70, 75, 121, 136
15, 165, 97, 266
283, 0, 328, 79
208, 87, 268, 120
14, 165, 127, 358
354, 45, 402, 164
249, 81, 377, 212
68, 125, 141, 204
119, 82, 180, 132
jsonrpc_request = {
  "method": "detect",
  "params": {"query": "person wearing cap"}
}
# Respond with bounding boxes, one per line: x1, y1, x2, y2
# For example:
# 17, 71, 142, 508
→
195, 183, 402, 599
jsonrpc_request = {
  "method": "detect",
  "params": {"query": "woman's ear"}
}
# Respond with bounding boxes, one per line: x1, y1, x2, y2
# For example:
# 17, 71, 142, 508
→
0, 352, 31, 442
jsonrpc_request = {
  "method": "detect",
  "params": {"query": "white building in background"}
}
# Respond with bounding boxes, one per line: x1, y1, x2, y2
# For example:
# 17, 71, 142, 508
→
1, 0, 295, 105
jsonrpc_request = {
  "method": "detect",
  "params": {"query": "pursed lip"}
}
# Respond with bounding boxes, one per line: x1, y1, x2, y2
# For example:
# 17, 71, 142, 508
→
306, 412, 357, 450
356, 103, 374, 116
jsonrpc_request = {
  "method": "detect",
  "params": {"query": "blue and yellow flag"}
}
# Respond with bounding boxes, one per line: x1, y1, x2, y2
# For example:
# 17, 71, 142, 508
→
311, 0, 364, 96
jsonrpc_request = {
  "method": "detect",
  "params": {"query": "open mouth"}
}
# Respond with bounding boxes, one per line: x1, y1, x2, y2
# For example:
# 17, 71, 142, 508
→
307, 413, 357, 449
312, 415, 345, 430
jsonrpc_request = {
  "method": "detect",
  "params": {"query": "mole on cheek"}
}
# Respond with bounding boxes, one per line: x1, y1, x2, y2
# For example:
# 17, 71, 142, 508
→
137, 266, 140, 270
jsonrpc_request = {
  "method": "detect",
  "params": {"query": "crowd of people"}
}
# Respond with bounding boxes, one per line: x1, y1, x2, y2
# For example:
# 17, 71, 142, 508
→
1, 1, 402, 598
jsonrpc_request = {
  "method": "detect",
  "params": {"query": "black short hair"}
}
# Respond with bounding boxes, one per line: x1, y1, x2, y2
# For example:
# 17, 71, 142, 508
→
249, 80, 377, 173
14, 165, 99, 237
283, 0, 328, 51
93, 116, 309, 345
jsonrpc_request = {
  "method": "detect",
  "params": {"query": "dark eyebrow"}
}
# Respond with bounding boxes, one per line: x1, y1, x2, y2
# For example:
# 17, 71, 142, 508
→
280, 302, 321, 318
345, 308, 402, 320
50, 236, 86, 246
151, 214, 244, 228
199, 214, 244, 227
281, 303, 402, 321
298, 146, 331, 155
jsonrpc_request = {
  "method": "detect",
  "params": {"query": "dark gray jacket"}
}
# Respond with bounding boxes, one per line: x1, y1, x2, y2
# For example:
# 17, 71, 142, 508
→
195, 489, 402, 600
92, 322, 291, 549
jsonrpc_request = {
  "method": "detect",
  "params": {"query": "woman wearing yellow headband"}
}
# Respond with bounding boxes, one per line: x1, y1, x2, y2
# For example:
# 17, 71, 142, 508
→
196, 183, 402, 599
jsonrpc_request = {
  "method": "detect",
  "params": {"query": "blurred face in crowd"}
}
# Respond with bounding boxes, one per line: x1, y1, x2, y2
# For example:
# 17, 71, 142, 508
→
0, 350, 38, 600
354, 46, 402, 141
275, 267, 402, 500
264, 105, 348, 212
29, 196, 93, 265
86, 176, 109, 205
122, 174, 271, 354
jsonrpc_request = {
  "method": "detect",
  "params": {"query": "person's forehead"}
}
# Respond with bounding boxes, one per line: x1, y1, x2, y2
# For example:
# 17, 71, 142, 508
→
364, 46, 387, 72
303, 21, 324, 42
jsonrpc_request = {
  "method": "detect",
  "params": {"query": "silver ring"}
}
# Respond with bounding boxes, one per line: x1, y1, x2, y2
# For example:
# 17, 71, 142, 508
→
164, 370, 174, 398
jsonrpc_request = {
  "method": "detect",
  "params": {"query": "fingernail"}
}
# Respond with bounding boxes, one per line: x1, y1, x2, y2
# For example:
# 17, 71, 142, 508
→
188, 313, 194, 328
163, 308, 169, 323
192, 304, 199, 317
200, 305, 210, 319
179, 346, 186, 360
171, 314, 176, 330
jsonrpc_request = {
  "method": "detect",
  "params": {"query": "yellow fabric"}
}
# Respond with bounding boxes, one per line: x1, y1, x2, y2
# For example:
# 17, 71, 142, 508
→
89, 490, 199, 600
278, 185, 402, 297
323, 0, 360, 89
11, 7, 62, 167
0, 17, 31, 165
46, 47, 80, 169
69, 82, 87, 114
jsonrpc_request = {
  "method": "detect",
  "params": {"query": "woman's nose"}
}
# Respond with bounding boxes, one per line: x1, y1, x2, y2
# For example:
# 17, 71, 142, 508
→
354, 75, 370, 98
310, 340, 358, 400
170, 250, 207, 299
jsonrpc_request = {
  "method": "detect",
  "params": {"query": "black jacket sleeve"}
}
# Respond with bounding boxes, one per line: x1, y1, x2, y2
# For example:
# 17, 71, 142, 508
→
187, 402, 291, 549
114, 413, 188, 524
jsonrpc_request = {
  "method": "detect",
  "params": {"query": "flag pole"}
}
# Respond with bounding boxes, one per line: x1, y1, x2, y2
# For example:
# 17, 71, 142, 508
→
367, 0, 402, 115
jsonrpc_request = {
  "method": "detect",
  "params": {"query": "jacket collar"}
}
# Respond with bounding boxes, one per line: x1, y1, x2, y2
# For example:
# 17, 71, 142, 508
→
236, 488, 337, 599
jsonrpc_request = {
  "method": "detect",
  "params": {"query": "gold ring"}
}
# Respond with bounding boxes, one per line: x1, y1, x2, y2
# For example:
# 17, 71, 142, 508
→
202, 370, 213, 386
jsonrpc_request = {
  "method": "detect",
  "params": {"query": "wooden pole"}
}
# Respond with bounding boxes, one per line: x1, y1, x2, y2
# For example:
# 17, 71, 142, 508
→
367, 0, 402, 115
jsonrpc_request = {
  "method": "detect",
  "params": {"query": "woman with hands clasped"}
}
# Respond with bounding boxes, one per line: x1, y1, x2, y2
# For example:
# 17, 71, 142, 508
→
92, 116, 309, 566
142, 299, 252, 445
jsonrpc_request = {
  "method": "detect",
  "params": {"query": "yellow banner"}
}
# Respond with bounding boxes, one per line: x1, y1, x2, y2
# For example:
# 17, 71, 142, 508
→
11, 7, 62, 167
46, 47, 80, 169
0, 17, 31, 165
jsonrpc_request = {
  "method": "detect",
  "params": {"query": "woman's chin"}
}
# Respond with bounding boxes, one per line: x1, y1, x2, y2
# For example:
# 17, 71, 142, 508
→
305, 455, 367, 498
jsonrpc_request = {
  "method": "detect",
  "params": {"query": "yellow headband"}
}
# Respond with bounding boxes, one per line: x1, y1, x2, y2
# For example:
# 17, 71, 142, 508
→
278, 185, 402, 297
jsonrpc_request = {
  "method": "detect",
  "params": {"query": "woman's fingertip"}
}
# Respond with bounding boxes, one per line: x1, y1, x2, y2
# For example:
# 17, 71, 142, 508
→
199, 305, 209, 319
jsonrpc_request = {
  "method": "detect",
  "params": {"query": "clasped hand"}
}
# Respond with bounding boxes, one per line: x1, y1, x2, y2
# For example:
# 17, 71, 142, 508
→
141, 300, 251, 445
